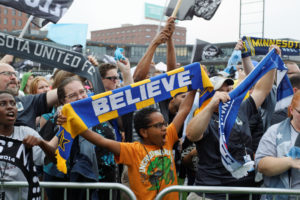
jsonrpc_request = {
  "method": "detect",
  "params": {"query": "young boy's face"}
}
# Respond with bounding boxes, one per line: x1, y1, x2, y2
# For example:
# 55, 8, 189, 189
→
143, 112, 167, 147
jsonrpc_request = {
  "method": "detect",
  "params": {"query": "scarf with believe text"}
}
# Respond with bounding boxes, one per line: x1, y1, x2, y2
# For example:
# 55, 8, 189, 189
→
56, 62, 213, 174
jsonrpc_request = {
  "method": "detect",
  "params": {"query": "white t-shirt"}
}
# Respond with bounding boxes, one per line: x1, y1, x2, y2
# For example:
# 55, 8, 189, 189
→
0, 126, 45, 200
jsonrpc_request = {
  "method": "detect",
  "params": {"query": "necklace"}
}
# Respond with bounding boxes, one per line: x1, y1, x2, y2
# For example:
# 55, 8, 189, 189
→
141, 144, 164, 195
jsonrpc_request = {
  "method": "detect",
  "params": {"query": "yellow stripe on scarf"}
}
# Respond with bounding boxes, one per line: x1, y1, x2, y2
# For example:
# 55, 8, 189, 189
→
55, 149, 67, 174
61, 103, 88, 137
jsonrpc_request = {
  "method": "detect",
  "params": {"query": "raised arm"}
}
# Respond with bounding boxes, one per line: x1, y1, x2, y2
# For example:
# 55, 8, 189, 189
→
46, 88, 58, 108
0, 55, 14, 64
186, 91, 231, 142
117, 58, 133, 86
81, 129, 121, 156
171, 90, 196, 134
166, 17, 176, 71
133, 36, 167, 82
234, 40, 254, 75
133, 17, 174, 82
250, 45, 279, 109
87, 55, 99, 67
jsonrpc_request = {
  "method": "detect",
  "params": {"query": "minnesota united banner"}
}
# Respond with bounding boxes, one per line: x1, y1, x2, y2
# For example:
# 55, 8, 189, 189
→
0, 136, 41, 200
0, 32, 104, 93
242, 36, 300, 57
56, 62, 213, 173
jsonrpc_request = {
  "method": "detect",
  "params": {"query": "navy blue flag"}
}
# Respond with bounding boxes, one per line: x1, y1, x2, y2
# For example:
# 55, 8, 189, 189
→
219, 49, 283, 178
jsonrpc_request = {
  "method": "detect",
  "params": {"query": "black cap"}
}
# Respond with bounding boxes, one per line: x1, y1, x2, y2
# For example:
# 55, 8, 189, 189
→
72, 44, 83, 53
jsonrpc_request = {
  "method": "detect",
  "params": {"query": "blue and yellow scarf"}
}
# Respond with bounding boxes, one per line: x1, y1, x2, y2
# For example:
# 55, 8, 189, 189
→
56, 62, 213, 173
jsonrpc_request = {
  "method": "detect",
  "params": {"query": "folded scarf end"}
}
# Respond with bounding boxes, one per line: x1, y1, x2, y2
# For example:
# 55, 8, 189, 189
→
231, 161, 254, 179
55, 149, 68, 174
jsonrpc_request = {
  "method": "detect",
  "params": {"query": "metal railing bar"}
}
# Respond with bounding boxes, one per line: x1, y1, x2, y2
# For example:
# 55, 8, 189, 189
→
18, 187, 21, 200
86, 188, 89, 200
42, 187, 45, 200
0, 181, 136, 200
109, 189, 112, 200
155, 186, 300, 200
64, 187, 67, 200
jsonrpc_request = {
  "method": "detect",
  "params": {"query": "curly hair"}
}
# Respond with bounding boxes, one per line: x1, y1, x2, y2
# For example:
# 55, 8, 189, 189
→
29, 76, 50, 94
133, 107, 159, 138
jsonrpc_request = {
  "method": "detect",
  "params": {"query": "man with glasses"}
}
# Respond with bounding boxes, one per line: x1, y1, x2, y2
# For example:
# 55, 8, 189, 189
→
0, 63, 58, 129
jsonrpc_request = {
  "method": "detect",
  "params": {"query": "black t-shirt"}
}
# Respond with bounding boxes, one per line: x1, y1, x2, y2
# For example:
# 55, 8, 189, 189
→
271, 108, 288, 126
195, 97, 259, 199
15, 93, 51, 129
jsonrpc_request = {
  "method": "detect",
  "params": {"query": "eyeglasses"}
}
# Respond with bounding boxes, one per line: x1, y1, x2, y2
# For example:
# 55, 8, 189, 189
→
0, 71, 18, 78
146, 121, 168, 129
104, 76, 119, 81
65, 89, 87, 101
294, 107, 300, 114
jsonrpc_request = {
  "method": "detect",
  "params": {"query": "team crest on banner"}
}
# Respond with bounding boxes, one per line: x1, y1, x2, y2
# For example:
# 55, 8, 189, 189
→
0, 136, 41, 200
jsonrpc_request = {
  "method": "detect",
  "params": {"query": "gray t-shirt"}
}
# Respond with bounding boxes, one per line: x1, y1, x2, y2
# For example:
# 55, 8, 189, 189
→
255, 122, 300, 189
0, 126, 45, 200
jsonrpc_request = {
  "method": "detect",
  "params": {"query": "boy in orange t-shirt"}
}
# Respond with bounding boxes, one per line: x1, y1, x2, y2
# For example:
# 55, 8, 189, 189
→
81, 90, 196, 200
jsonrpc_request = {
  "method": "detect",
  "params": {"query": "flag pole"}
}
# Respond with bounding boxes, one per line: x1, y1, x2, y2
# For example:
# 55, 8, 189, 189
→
156, 0, 169, 34
171, 0, 183, 17
19, 15, 34, 38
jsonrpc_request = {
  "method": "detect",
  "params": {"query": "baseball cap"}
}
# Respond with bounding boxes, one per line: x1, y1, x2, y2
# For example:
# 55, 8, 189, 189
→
210, 76, 234, 91
218, 70, 230, 77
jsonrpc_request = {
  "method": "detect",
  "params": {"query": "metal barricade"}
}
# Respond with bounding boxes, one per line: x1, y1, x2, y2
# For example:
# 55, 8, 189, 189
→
1, 181, 136, 200
155, 185, 300, 200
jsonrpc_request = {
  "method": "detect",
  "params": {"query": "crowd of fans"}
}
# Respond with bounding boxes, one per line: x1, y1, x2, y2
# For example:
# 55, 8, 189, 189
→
0, 16, 300, 200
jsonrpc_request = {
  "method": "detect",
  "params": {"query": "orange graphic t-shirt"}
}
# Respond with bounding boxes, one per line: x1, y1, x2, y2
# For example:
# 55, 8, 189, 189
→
115, 123, 179, 200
